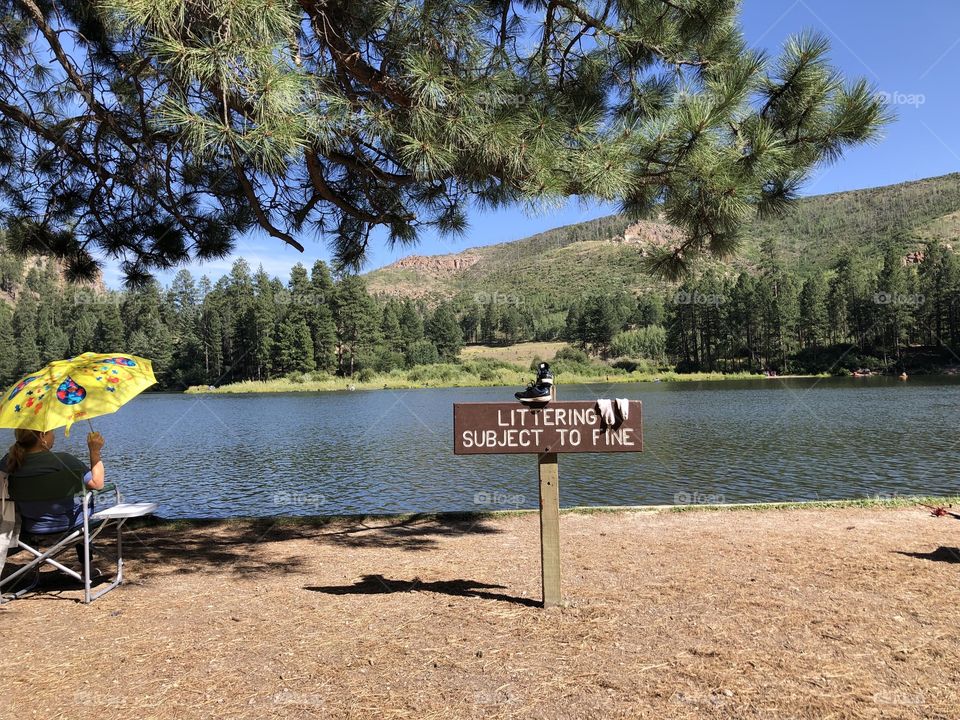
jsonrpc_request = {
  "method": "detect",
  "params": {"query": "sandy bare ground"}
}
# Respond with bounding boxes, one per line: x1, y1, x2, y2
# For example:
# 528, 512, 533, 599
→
1, 506, 959, 720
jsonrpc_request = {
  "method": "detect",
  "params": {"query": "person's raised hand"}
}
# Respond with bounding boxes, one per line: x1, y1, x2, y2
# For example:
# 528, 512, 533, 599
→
87, 431, 105, 453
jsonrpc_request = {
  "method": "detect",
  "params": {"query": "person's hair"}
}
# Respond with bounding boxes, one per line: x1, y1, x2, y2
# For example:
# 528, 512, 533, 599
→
6, 429, 45, 475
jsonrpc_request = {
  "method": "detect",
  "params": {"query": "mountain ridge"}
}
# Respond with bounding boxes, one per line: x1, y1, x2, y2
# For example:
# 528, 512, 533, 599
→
365, 172, 960, 305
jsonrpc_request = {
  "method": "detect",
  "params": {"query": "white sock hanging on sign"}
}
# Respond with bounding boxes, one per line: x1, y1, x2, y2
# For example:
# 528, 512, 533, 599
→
615, 398, 630, 422
596, 399, 616, 425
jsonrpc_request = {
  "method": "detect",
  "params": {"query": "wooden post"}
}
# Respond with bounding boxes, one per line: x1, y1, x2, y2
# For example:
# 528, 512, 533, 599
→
539, 382, 560, 608
538, 451, 561, 608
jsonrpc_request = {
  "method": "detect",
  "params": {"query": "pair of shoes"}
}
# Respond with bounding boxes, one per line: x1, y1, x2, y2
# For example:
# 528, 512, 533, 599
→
89, 568, 111, 587
77, 568, 107, 587
515, 362, 554, 404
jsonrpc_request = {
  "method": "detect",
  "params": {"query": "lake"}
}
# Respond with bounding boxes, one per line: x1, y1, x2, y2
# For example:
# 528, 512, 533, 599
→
44, 376, 960, 518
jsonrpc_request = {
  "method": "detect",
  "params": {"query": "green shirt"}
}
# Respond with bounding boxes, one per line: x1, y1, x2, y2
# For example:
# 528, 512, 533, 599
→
5, 451, 90, 501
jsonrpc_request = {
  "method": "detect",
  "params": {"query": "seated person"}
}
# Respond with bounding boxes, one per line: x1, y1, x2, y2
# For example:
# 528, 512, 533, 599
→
2, 429, 105, 562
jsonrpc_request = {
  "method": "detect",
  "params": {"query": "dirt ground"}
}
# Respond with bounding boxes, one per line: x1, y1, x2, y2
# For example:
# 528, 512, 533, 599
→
1, 506, 959, 720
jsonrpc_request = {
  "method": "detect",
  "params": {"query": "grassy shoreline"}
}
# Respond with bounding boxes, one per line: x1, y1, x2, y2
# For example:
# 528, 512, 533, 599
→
142, 495, 960, 529
185, 366, 823, 394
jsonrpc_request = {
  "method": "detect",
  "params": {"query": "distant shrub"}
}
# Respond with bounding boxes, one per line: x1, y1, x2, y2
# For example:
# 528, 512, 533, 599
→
609, 326, 667, 363
611, 358, 656, 374
308, 370, 331, 381
406, 339, 440, 367
286, 371, 307, 384
551, 345, 591, 364
407, 363, 459, 383
456, 357, 517, 383
357, 368, 376, 383
372, 349, 406, 373
545, 344, 600, 376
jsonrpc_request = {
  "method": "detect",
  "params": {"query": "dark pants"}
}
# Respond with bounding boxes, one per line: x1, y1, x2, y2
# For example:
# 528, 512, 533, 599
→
75, 543, 90, 567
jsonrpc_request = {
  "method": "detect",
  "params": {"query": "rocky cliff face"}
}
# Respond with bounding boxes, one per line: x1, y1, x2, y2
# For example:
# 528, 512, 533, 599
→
369, 217, 681, 300
0, 254, 107, 306
366, 250, 485, 300
390, 252, 482, 274
381, 218, 678, 278
618, 219, 684, 254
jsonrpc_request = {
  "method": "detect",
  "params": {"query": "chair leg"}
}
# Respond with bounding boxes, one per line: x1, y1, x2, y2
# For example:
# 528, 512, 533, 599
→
85, 520, 126, 603
1, 520, 128, 604
0, 530, 83, 596
82, 533, 91, 605
1, 564, 40, 601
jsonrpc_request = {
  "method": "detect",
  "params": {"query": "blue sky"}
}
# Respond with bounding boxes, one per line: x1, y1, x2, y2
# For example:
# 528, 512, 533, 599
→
135, 0, 960, 288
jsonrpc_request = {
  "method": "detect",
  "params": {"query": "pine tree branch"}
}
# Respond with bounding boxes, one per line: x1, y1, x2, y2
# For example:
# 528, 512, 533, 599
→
0, 100, 113, 183
298, 0, 413, 108
229, 148, 305, 252
549, 0, 709, 68
329, 150, 414, 186
305, 149, 380, 224
13, 0, 145, 150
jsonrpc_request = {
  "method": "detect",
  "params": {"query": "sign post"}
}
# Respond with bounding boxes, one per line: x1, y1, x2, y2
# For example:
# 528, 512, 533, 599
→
538, 450, 561, 607
454, 390, 642, 608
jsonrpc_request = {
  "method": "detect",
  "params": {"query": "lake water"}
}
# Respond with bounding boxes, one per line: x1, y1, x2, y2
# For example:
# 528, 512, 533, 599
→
43, 377, 960, 518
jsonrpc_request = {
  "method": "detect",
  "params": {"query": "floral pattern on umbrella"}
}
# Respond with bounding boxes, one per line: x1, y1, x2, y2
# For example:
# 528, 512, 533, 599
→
0, 353, 156, 435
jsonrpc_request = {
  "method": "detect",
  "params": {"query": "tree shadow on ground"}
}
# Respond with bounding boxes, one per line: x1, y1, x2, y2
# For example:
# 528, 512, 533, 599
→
0, 561, 114, 604
313, 514, 503, 551
895, 547, 960, 564
118, 513, 504, 576
305, 573, 540, 607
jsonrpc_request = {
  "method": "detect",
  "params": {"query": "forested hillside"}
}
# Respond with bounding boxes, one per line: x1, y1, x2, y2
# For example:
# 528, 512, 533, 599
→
2, 235, 958, 390
0, 258, 466, 389
2, 174, 960, 389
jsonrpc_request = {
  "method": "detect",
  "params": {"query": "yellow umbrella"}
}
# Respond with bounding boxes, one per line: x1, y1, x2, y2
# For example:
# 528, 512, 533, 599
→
0, 353, 157, 436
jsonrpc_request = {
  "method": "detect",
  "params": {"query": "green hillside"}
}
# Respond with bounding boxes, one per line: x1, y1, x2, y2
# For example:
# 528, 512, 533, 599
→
366, 173, 960, 306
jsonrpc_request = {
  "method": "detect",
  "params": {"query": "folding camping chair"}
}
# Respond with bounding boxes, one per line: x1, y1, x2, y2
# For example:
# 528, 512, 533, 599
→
0, 482, 156, 604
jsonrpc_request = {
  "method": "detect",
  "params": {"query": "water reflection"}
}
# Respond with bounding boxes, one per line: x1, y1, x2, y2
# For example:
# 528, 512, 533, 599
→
42, 376, 960, 518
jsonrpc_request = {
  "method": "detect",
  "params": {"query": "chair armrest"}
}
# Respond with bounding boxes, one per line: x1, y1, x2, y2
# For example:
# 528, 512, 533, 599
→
83, 483, 122, 512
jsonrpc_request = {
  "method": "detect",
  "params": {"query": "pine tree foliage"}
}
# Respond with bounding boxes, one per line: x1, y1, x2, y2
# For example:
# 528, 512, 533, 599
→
2, 241, 960, 389
426, 303, 463, 361
0, 0, 888, 284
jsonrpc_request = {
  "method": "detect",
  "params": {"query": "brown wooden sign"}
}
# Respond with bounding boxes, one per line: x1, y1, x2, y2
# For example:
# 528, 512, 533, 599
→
454, 393, 644, 608
454, 401, 642, 455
